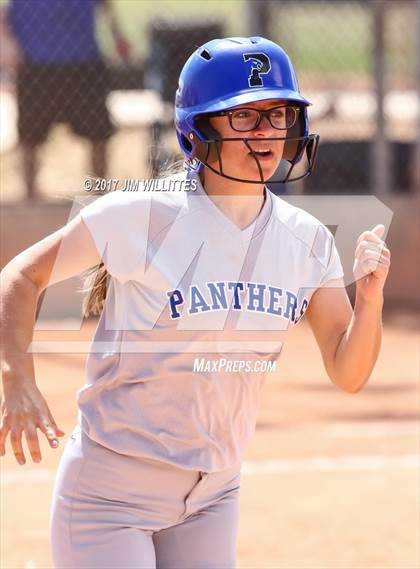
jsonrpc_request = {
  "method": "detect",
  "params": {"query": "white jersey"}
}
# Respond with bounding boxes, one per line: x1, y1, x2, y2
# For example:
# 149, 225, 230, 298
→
77, 170, 344, 472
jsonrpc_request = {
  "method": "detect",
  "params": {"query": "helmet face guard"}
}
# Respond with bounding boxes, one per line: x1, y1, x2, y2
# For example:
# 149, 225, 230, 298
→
190, 134, 319, 184
188, 110, 319, 184
175, 36, 319, 184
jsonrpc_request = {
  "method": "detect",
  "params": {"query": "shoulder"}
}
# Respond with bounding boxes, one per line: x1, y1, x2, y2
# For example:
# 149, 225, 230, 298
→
77, 172, 192, 282
79, 171, 190, 220
269, 192, 336, 269
271, 192, 332, 238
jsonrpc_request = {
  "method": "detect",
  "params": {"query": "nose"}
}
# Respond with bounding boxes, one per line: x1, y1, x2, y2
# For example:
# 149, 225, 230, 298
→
252, 114, 274, 136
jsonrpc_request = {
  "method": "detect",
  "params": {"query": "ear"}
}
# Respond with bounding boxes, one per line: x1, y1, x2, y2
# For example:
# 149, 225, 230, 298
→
283, 106, 305, 163
195, 117, 221, 140
193, 118, 222, 166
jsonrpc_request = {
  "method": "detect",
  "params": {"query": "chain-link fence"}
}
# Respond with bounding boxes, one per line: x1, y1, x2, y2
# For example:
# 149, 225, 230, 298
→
0, 0, 418, 201
265, 0, 419, 195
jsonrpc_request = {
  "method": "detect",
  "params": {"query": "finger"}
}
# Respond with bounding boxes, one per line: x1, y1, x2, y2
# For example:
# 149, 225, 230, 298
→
359, 250, 390, 265
45, 407, 66, 437
360, 257, 389, 276
358, 249, 383, 263
46, 413, 66, 438
372, 224, 385, 239
355, 241, 384, 259
24, 425, 42, 463
356, 231, 381, 246
53, 425, 66, 437
0, 421, 10, 456
39, 419, 60, 448
10, 427, 25, 465
360, 258, 380, 275
357, 238, 390, 259
357, 247, 391, 266
375, 255, 391, 269
354, 254, 388, 279
354, 241, 391, 259
357, 228, 385, 246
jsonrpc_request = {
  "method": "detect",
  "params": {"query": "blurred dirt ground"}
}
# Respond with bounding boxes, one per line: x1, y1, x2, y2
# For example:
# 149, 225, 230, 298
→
1, 312, 419, 569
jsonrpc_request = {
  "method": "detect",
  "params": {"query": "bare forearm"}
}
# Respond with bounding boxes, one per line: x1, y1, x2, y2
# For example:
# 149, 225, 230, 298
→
0, 264, 40, 384
101, 0, 122, 38
332, 295, 383, 393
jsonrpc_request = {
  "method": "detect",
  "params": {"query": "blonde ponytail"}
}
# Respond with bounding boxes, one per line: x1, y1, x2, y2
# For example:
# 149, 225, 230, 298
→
79, 262, 109, 318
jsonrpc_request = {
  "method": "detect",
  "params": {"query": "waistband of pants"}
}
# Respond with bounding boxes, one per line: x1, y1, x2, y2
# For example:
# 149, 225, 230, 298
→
72, 423, 242, 485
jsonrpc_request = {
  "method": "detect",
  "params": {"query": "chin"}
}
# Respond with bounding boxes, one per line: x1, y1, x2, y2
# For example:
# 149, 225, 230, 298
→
246, 164, 277, 180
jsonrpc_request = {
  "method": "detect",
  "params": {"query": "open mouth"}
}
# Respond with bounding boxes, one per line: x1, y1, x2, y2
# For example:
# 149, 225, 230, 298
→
248, 148, 274, 161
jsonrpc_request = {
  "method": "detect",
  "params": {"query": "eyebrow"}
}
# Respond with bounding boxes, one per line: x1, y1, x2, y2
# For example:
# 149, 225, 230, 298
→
233, 102, 287, 110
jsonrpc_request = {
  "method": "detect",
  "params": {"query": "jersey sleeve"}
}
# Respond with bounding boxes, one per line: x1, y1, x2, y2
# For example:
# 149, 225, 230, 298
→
79, 191, 148, 283
318, 229, 344, 287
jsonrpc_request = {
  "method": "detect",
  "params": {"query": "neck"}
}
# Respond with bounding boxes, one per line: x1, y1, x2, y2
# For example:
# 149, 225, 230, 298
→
199, 168, 266, 230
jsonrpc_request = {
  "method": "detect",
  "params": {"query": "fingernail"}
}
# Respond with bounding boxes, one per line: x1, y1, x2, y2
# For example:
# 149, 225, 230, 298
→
51, 440, 59, 448
18, 459, 25, 465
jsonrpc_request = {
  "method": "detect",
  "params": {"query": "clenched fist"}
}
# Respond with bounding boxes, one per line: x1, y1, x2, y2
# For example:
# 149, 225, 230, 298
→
353, 224, 391, 302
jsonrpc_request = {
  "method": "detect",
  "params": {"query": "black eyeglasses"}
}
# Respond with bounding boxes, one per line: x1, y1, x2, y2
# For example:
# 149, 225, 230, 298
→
207, 105, 300, 132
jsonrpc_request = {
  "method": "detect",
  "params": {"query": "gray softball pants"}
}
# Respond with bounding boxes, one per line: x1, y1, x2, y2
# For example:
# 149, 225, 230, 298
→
50, 425, 242, 568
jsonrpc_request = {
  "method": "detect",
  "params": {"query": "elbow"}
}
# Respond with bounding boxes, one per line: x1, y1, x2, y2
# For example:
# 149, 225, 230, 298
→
1, 262, 43, 298
327, 356, 374, 394
344, 382, 365, 395
330, 371, 371, 394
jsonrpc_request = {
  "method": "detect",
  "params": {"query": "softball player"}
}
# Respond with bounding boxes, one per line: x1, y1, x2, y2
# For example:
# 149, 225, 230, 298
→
0, 37, 391, 568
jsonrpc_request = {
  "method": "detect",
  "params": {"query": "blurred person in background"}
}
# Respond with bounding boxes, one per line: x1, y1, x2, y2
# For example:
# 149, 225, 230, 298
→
3, 0, 130, 200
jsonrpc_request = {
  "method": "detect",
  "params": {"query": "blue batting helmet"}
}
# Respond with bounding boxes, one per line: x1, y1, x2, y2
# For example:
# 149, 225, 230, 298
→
174, 36, 319, 184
